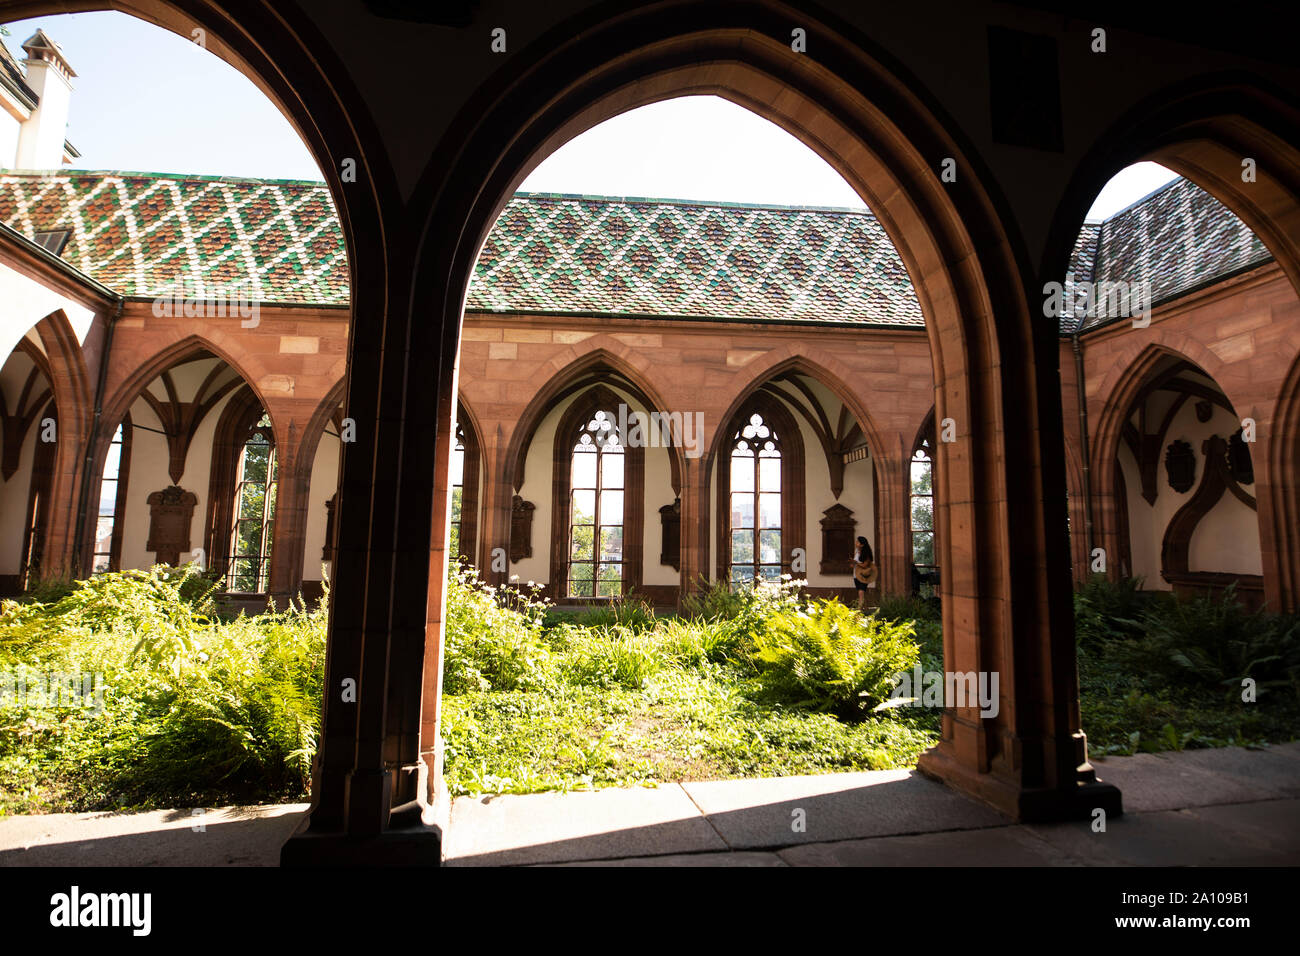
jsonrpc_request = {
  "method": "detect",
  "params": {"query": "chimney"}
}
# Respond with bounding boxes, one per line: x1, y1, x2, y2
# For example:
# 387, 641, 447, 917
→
14, 29, 76, 170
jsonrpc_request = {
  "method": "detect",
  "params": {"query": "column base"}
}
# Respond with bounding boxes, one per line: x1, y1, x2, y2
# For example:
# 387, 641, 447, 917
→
281, 747, 451, 866
916, 746, 1123, 823
280, 815, 445, 866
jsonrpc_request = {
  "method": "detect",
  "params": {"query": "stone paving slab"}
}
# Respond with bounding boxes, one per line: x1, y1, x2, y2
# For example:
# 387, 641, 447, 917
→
1163, 745, 1300, 797
679, 769, 1009, 849
547, 850, 788, 867
1025, 802, 1300, 866
1087, 752, 1289, 812
1175, 799, 1300, 858
443, 785, 727, 866
0, 805, 308, 867
1, 746, 1296, 866
775, 822, 1066, 866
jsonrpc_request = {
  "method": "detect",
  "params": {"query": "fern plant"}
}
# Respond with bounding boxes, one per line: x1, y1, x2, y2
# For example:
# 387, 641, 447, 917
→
748, 599, 920, 718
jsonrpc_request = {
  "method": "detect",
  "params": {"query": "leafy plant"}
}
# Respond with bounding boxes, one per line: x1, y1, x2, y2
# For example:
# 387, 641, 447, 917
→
680, 575, 751, 622
560, 625, 663, 689
17, 573, 78, 606
0, 566, 327, 813
441, 561, 554, 694
1073, 574, 1150, 649
1121, 586, 1300, 697
748, 599, 921, 718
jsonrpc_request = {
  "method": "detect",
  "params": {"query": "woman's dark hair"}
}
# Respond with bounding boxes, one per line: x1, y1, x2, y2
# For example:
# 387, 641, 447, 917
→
856, 536, 873, 561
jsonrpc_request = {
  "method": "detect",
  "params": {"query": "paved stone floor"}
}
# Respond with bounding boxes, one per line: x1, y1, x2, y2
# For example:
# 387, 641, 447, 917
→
2, 743, 1297, 866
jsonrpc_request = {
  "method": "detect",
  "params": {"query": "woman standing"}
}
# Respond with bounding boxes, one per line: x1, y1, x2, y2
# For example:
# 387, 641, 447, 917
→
852, 536, 877, 611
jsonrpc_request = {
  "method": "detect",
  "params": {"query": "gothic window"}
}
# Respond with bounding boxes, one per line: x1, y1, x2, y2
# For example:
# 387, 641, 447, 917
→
729, 412, 783, 586
92, 417, 132, 572
227, 413, 277, 592
909, 432, 938, 594
449, 404, 481, 565
450, 421, 466, 561
548, 387, 644, 601
20, 403, 56, 590
568, 409, 626, 597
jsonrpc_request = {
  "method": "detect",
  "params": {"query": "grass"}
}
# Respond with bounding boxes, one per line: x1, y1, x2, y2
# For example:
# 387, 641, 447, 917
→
1, 564, 1296, 811
1, 565, 325, 815
439, 568, 939, 796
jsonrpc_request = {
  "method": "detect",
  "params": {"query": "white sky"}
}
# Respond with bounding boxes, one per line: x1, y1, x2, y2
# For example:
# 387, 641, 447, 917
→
4, 13, 1175, 218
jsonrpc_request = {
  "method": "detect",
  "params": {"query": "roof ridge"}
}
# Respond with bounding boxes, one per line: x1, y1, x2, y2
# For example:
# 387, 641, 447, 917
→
0, 168, 331, 187
1100, 173, 1185, 222
510, 191, 874, 215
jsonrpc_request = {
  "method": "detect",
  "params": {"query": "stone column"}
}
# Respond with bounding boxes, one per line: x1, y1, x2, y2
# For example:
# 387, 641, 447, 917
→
871, 449, 907, 596
267, 461, 310, 606
676, 455, 710, 599
419, 380, 457, 815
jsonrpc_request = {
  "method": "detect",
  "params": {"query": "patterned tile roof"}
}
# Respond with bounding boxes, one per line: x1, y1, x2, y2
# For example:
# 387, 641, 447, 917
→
467, 193, 924, 325
0, 169, 1274, 333
0, 170, 349, 304
1062, 177, 1273, 332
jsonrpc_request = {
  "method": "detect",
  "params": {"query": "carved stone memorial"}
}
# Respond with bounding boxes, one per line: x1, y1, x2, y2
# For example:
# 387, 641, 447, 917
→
819, 503, 857, 574
146, 485, 198, 566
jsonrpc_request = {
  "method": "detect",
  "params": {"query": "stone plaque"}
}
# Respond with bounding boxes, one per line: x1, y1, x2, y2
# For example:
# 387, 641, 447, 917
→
659, 498, 681, 570
510, 494, 535, 562
819, 503, 856, 574
1164, 440, 1196, 494
146, 485, 198, 566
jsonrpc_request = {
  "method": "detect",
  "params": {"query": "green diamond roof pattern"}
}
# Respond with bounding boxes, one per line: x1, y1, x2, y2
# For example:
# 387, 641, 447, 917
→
1062, 177, 1273, 332
0, 171, 1276, 334
467, 193, 924, 325
0, 170, 348, 304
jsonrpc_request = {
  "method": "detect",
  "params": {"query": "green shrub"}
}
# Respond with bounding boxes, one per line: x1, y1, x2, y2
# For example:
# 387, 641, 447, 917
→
875, 592, 941, 625
1073, 574, 1151, 648
656, 616, 746, 668
691, 574, 800, 634
560, 625, 664, 689
1115, 586, 1300, 698
584, 596, 658, 631
1, 565, 218, 665
748, 599, 921, 718
17, 573, 77, 605
681, 576, 751, 622
108, 601, 327, 805
0, 566, 326, 812
442, 562, 553, 694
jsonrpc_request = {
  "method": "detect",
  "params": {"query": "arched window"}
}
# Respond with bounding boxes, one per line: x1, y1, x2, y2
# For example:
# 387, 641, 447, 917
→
908, 430, 938, 595
715, 396, 804, 588
20, 402, 57, 590
92, 416, 132, 573
227, 413, 277, 592
548, 386, 645, 601
729, 412, 783, 585
450, 421, 466, 561
568, 410, 625, 597
448, 404, 481, 565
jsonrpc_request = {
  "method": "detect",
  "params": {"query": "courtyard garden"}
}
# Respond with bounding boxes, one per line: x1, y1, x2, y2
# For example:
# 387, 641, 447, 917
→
1, 564, 1297, 813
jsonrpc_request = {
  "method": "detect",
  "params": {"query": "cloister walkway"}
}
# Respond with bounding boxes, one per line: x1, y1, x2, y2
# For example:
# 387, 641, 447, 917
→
2, 744, 1297, 866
